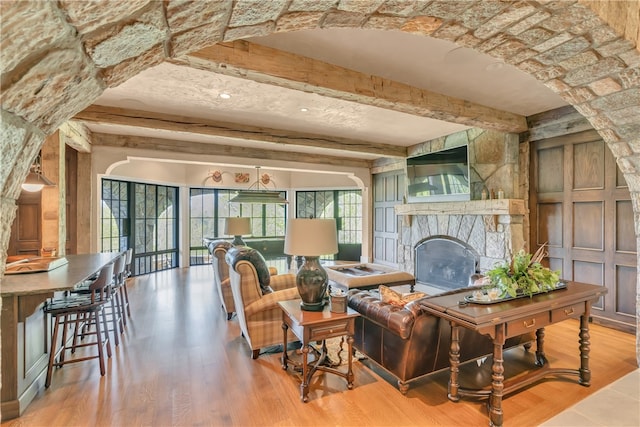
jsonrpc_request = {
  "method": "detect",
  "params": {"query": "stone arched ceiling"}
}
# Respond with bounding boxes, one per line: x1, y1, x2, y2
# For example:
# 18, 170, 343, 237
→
1, 1, 640, 354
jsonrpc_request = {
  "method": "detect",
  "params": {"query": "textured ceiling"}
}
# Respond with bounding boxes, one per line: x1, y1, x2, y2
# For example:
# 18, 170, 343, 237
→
91, 28, 568, 161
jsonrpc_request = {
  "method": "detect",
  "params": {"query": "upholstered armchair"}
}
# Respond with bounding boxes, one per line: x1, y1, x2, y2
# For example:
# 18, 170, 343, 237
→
205, 239, 235, 320
226, 246, 299, 359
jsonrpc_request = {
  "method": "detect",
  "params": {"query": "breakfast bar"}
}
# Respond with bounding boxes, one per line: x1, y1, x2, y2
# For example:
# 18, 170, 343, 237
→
1, 252, 120, 421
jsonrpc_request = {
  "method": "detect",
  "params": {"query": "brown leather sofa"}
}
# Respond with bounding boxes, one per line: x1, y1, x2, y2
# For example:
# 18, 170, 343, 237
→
348, 288, 533, 394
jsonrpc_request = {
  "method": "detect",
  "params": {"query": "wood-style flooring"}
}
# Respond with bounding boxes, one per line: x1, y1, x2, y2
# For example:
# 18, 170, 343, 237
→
3, 265, 637, 426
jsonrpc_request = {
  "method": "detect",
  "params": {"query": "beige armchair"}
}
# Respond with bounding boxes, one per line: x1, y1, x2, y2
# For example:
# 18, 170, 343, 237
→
205, 239, 235, 320
226, 246, 299, 359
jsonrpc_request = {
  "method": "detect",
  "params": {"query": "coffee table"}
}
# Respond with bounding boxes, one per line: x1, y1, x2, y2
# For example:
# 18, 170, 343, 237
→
278, 299, 360, 402
326, 263, 415, 292
418, 281, 607, 427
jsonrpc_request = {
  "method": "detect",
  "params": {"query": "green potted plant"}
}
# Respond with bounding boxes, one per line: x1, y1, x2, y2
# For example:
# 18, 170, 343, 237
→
485, 244, 562, 300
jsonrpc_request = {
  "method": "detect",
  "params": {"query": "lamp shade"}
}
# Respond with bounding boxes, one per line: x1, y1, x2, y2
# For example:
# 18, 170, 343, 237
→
284, 218, 338, 257
225, 217, 251, 236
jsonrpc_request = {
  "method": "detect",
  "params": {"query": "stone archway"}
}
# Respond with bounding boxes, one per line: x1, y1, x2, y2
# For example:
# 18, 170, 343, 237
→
2, 1, 639, 362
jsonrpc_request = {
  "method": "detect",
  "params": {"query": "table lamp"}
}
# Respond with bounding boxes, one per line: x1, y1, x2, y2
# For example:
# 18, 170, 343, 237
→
225, 217, 251, 246
284, 218, 338, 311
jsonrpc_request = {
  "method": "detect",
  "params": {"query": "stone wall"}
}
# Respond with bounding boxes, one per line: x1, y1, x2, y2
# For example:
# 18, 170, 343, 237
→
400, 128, 526, 276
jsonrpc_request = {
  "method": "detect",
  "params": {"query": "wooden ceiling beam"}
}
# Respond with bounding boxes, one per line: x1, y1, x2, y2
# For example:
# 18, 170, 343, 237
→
91, 132, 373, 169
74, 105, 407, 159
177, 40, 528, 133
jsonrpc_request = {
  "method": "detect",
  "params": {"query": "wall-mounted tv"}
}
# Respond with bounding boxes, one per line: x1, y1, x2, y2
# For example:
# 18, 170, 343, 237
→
406, 145, 470, 203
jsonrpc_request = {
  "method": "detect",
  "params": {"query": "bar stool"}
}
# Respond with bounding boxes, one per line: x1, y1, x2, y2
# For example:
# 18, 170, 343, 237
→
44, 262, 114, 388
104, 253, 126, 345
120, 248, 133, 320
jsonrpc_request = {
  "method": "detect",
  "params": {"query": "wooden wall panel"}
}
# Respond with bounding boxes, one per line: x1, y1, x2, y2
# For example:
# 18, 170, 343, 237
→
537, 203, 563, 247
573, 201, 603, 250
616, 265, 636, 317
372, 171, 402, 266
573, 260, 605, 310
530, 126, 635, 332
573, 140, 605, 189
537, 146, 563, 193
616, 200, 635, 253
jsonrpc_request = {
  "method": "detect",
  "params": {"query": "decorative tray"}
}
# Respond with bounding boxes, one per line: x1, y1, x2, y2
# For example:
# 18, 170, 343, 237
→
463, 281, 568, 304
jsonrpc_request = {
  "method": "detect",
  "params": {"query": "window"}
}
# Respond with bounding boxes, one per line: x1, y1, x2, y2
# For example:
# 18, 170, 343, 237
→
296, 190, 362, 261
189, 188, 287, 266
101, 179, 129, 253
100, 179, 179, 276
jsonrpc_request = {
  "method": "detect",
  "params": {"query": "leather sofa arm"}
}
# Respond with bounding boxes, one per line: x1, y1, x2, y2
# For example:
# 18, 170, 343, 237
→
348, 290, 421, 340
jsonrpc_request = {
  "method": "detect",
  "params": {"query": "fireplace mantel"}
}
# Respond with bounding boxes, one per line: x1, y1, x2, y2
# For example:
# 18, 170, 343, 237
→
394, 199, 526, 216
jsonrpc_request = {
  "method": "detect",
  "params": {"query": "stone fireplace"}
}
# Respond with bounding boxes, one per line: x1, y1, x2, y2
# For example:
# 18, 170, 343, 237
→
396, 199, 527, 291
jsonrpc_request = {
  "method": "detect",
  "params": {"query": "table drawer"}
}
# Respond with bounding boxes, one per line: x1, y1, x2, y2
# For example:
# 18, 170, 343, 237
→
506, 312, 550, 336
308, 320, 350, 341
552, 303, 585, 322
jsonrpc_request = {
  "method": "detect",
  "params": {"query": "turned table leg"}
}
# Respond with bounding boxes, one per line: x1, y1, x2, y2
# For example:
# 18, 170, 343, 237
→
448, 322, 461, 401
579, 305, 591, 386
300, 345, 310, 402
535, 327, 548, 366
489, 324, 506, 427
281, 322, 289, 370
346, 335, 355, 389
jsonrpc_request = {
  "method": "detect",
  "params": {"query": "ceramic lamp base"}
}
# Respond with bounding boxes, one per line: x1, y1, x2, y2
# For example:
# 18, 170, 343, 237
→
296, 256, 328, 311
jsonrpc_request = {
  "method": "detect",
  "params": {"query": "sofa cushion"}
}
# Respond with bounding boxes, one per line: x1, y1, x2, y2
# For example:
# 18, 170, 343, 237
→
348, 289, 423, 340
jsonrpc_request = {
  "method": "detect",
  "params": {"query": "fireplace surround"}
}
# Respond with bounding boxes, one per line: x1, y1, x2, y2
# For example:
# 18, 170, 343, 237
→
396, 199, 527, 290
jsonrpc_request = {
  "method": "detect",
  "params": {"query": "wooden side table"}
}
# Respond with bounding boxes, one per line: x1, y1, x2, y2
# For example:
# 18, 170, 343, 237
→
418, 281, 607, 427
278, 299, 360, 402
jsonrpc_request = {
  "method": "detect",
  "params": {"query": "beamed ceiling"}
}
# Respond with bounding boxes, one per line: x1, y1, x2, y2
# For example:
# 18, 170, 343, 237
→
73, 28, 568, 167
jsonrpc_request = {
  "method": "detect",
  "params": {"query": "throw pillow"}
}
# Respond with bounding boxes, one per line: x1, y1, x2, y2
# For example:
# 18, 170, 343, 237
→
379, 285, 426, 307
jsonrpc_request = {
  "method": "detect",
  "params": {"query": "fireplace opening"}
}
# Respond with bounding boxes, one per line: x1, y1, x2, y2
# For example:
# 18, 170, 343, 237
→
415, 236, 479, 291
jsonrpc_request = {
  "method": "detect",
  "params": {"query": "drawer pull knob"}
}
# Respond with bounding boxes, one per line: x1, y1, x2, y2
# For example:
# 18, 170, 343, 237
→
523, 319, 536, 328
329, 329, 333, 333
564, 308, 575, 315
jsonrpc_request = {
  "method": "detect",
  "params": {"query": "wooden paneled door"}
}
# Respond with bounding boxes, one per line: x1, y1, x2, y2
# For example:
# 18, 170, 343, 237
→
373, 171, 404, 267
530, 129, 636, 332
7, 191, 42, 256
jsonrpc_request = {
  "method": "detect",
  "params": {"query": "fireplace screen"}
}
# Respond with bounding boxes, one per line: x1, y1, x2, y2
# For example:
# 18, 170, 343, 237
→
415, 237, 478, 291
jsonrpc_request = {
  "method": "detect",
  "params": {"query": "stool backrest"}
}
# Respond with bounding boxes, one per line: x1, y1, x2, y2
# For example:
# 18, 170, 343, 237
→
89, 262, 115, 303
113, 252, 126, 286
124, 248, 133, 278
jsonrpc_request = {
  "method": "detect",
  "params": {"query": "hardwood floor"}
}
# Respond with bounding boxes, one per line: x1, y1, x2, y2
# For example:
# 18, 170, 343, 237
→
4, 265, 637, 426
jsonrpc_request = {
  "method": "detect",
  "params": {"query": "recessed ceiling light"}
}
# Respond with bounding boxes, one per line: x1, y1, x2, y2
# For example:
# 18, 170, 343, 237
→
219, 93, 231, 99
300, 107, 309, 112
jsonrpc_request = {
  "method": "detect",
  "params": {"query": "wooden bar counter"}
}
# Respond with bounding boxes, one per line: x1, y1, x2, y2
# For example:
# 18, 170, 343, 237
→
1, 252, 120, 421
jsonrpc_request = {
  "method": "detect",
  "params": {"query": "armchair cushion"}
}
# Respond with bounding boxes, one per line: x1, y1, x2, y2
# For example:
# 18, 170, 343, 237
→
226, 246, 271, 293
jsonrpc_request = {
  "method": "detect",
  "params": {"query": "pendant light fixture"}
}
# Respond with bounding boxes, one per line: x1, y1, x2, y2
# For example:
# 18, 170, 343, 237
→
21, 153, 55, 192
229, 166, 288, 204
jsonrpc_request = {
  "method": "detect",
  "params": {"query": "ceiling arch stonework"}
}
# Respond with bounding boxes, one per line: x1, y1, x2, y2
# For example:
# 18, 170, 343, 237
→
1, 2, 639, 355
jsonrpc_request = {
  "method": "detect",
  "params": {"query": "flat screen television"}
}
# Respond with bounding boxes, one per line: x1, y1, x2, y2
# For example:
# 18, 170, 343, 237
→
406, 145, 470, 203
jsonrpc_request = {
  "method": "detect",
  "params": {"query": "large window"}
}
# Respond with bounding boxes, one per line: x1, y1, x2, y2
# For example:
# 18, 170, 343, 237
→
296, 190, 362, 261
189, 188, 287, 266
101, 179, 129, 253
101, 179, 179, 276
